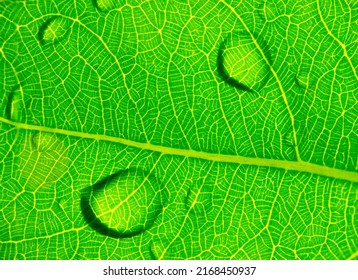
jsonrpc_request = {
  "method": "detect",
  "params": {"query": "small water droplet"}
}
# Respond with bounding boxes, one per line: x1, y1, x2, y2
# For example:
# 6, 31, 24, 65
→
295, 68, 310, 89
82, 169, 167, 238
38, 16, 71, 44
218, 31, 270, 92
283, 131, 296, 147
6, 86, 25, 122
94, 0, 125, 11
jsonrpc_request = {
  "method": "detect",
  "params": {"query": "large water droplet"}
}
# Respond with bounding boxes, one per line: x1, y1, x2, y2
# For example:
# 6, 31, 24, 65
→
82, 169, 167, 238
218, 31, 270, 92
38, 16, 71, 44
94, 0, 125, 11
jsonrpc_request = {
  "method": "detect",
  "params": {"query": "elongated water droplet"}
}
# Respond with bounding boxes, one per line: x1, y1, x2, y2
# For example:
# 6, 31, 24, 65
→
82, 169, 167, 238
218, 31, 270, 92
38, 16, 71, 44
6, 86, 25, 122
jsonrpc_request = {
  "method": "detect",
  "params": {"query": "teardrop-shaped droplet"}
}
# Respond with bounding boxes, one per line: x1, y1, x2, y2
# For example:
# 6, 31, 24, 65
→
218, 31, 270, 92
94, 0, 125, 11
38, 16, 71, 44
6, 86, 25, 122
83, 169, 167, 238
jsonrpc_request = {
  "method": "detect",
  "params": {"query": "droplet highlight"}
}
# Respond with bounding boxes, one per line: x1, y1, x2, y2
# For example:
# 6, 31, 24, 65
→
82, 169, 167, 238
218, 31, 270, 92
38, 16, 71, 43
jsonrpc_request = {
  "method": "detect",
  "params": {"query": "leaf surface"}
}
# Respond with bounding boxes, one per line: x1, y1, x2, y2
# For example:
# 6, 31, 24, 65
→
0, 0, 357, 260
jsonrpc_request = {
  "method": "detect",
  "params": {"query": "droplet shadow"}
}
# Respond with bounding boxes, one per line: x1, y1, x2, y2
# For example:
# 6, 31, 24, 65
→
38, 17, 57, 44
80, 169, 165, 239
91, 0, 101, 11
217, 31, 272, 93
217, 41, 253, 92
5, 88, 16, 120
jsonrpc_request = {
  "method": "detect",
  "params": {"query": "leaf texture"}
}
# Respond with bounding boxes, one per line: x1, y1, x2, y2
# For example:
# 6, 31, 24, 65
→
0, 0, 357, 260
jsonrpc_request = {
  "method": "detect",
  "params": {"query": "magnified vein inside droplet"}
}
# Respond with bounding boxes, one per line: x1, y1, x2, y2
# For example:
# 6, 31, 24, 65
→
81, 168, 166, 238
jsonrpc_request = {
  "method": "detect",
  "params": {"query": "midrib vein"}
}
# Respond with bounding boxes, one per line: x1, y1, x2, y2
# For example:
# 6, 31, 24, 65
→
1, 117, 357, 183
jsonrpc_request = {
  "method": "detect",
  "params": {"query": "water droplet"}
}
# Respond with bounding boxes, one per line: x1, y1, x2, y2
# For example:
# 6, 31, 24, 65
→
20, 132, 69, 191
32, 131, 62, 152
283, 131, 296, 147
218, 31, 270, 92
94, 0, 125, 11
82, 169, 167, 238
295, 68, 310, 89
6, 86, 25, 122
38, 16, 71, 44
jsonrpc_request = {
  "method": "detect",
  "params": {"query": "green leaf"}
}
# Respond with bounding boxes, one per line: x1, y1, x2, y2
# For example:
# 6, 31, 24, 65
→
0, 0, 357, 260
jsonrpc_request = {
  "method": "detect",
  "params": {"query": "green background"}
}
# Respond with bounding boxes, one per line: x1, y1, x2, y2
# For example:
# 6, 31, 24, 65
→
0, 0, 357, 259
